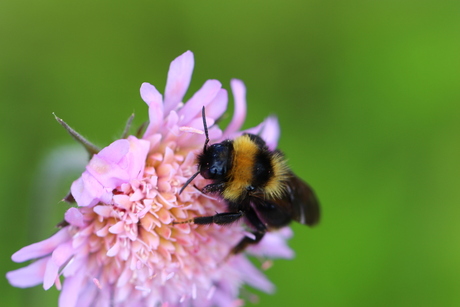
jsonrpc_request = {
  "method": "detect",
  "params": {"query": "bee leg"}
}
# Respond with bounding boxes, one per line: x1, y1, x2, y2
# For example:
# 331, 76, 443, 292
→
201, 183, 225, 194
230, 208, 267, 255
173, 211, 244, 226
230, 231, 265, 255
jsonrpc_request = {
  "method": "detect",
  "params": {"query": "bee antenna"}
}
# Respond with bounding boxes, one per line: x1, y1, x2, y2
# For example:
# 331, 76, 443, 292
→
179, 170, 201, 194
202, 106, 209, 153
179, 107, 209, 195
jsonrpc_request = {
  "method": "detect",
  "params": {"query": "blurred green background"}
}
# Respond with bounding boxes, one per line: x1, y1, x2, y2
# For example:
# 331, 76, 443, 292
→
2, 1, 460, 306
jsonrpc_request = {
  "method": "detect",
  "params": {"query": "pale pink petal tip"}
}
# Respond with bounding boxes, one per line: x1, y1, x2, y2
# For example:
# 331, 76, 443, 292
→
140, 82, 163, 107
6, 258, 48, 288
164, 50, 195, 113
11, 228, 70, 263
259, 116, 280, 150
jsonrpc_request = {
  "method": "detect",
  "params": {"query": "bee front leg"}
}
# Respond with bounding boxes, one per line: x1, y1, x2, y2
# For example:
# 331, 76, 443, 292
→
200, 182, 225, 194
173, 211, 244, 226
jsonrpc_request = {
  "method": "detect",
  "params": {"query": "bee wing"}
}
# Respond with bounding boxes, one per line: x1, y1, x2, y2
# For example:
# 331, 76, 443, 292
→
284, 174, 320, 226
250, 174, 320, 228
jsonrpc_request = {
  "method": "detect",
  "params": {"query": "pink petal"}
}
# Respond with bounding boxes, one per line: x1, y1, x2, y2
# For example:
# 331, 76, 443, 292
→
85, 137, 149, 191
113, 194, 131, 210
6, 257, 48, 288
243, 116, 280, 150
59, 271, 87, 307
125, 136, 150, 180
164, 50, 195, 114
236, 256, 274, 293
204, 88, 228, 120
44, 242, 75, 290
86, 140, 131, 188
247, 228, 294, 259
43, 259, 59, 290
224, 79, 247, 137
64, 208, 85, 227
176, 124, 222, 148
107, 239, 121, 256
164, 110, 179, 131
109, 221, 125, 234
97, 139, 131, 163
178, 79, 222, 126
258, 116, 280, 150
93, 206, 113, 218
11, 228, 71, 263
71, 172, 105, 207
140, 82, 163, 107
141, 82, 164, 137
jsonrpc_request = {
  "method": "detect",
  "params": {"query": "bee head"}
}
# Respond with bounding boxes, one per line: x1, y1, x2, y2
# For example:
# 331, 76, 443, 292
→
198, 142, 232, 180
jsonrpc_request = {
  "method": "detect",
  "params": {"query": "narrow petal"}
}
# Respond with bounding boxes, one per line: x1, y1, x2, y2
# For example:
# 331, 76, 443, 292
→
164, 51, 195, 113
236, 257, 275, 293
43, 259, 60, 290
258, 116, 280, 150
6, 257, 48, 288
141, 83, 164, 137
44, 241, 75, 289
59, 271, 87, 307
204, 88, 228, 121
223, 79, 247, 137
11, 228, 71, 263
140, 82, 163, 107
178, 79, 222, 126
242, 116, 280, 150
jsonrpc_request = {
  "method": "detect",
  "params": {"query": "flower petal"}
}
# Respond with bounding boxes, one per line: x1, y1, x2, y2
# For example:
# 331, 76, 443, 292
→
141, 82, 164, 137
43, 242, 74, 290
86, 139, 131, 187
140, 82, 163, 107
178, 79, 222, 126
258, 116, 280, 150
11, 228, 71, 263
59, 270, 87, 307
71, 172, 107, 207
6, 257, 48, 288
65, 208, 85, 227
248, 228, 294, 259
164, 50, 194, 113
125, 136, 150, 179
224, 79, 247, 137
204, 88, 228, 121
236, 256, 275, 293
85, 137, 149, 191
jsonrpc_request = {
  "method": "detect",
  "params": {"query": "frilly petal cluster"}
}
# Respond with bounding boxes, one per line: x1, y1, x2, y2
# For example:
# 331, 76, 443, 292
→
7, 51, 293, 307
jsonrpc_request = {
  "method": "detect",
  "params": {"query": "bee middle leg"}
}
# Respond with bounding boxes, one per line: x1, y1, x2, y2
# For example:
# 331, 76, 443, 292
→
230, 207, 267, 255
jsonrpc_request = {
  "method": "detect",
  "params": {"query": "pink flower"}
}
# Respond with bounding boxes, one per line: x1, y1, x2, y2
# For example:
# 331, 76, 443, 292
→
7, 51, 294, 307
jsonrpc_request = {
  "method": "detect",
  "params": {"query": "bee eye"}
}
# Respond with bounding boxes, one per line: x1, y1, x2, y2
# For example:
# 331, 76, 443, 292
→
200, 144, 231, 180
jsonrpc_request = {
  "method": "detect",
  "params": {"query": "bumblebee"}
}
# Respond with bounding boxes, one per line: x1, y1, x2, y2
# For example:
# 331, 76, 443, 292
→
177, 107, 320, 254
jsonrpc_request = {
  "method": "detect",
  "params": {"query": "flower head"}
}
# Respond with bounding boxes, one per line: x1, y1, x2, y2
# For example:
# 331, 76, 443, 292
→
7, 51, 294, 307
